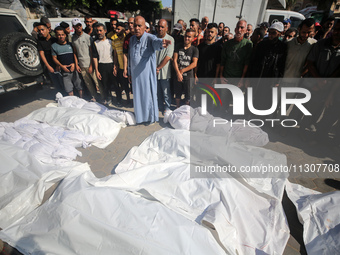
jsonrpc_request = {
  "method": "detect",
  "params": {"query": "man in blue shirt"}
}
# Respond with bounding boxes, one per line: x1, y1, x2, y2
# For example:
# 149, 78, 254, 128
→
52, 26, 83, 97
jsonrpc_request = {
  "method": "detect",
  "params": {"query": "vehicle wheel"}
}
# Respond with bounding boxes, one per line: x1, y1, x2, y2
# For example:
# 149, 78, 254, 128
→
0, 32, 42, 76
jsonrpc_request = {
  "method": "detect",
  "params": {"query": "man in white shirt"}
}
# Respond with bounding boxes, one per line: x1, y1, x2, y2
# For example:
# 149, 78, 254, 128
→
93, 23, 122, 106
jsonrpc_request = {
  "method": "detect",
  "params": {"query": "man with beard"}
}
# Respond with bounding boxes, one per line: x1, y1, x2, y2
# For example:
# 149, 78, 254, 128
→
245, 24, 253, 39
52, 26, 83, 97
217, 22, 224, 41
196, 23, 221, 79
112, 22, 131, 106
128, 16, 171, 124
93, 23, 122, 106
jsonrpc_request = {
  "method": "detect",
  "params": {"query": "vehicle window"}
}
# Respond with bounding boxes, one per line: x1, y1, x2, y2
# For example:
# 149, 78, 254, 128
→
0, 15, 26, 38
290, 16, 304, 28
268, 15, 284, 25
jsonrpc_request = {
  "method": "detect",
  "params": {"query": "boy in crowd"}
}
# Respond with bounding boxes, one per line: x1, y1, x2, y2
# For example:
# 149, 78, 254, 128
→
51, 26, 83, 97
37, 23, 63, 92
173, 29, 199, 108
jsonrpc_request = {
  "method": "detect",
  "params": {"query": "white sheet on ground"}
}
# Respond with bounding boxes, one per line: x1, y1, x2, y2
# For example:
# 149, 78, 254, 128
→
0, 118, 101, 164
0, 140, 91, 229
0, 129, 289, 255
0, 170, 226, 255
286, 181, 340, 255
25, 107, 123, 149
55, 93, 136, 126
103, 129, 289, 254
164, 106, 269, 147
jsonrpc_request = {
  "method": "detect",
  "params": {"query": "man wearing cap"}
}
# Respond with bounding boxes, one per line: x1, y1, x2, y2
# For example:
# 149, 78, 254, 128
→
145, 22, 150, 33
72, 18, 103, 102
250, 22, 287, 110
156, 19, 174, 114
248, 22, 287, 111
282, 18, 291, 34
171, 23, 184, 45
259, 22, 269, 37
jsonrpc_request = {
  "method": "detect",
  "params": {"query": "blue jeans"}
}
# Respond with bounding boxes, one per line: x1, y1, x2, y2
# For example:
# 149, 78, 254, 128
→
157, 78, 171, 112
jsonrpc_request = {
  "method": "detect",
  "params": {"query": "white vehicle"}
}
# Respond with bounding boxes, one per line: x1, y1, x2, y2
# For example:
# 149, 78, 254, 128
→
0, 8, 43, 94
264, 9, 305, 27
173, 0, 305, 31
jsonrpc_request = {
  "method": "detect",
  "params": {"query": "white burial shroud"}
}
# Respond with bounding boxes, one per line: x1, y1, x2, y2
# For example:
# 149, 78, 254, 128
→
0, 129, 290, 255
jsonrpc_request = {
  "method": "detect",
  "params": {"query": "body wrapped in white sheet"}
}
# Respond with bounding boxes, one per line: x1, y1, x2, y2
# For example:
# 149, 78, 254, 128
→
286, 182, 340, 255
164, 106, 269, 147
0, 141, 90, 228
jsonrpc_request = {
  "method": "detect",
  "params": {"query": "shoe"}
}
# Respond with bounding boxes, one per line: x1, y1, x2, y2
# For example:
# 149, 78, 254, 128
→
90, 97, 96, 102
145, 121, 156, 126
107, 100, 113, 107
116, 101, 123, 107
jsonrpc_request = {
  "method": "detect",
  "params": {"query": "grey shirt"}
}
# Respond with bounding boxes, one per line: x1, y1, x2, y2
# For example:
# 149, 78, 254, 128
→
156, 33, 174, 80
284, 37, 317, 79
72, 32, 92, 68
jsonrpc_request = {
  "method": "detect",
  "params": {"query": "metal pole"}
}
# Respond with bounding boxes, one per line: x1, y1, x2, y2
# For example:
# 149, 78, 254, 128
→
212, 0, 218, 22
237, 0, 245, 20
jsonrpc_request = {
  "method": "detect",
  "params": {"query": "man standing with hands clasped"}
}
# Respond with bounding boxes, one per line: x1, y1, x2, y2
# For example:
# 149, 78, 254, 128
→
128, 16, 172, 125
156, 19, 174, 115
72, 18, 103, 102
52, 26, 83, 97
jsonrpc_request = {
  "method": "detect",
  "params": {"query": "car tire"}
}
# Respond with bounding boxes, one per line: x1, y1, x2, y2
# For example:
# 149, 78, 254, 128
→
0, 32, 42, 76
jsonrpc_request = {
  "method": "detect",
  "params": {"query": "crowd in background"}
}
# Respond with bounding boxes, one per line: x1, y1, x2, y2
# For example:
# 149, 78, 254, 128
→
32, 13, 340, 145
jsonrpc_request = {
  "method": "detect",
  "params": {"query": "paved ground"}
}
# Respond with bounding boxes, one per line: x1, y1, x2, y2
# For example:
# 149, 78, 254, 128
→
0, 84, 339, 255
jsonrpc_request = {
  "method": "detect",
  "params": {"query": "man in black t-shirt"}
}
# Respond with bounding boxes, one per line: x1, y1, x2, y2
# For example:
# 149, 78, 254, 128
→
37, 23, 64, 92
196, 23, 221, 79
173, 29, 199, 108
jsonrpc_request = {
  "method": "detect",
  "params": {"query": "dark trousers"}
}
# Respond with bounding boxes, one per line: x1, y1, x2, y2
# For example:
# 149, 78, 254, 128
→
117, 68, 130, 101
98, 63, 121, 102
